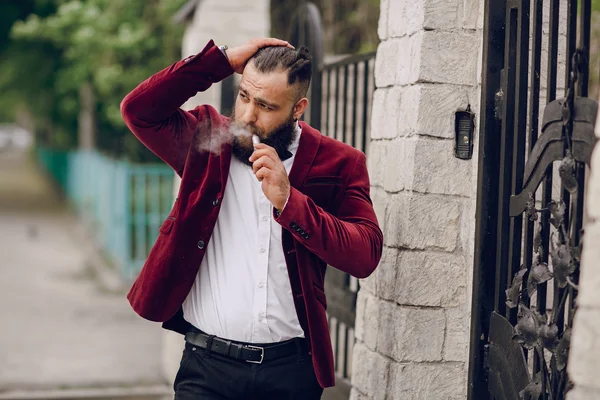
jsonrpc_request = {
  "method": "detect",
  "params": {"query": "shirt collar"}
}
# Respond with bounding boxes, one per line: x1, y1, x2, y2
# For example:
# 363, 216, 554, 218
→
288, 120, 302, 155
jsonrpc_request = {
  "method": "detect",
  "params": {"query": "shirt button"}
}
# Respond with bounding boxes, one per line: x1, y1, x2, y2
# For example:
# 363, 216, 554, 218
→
212, 198, 220, 206
262, 216, 268, 222
260, 248, 266, 253
258, 282, 265, 288
197, 240, 205, 249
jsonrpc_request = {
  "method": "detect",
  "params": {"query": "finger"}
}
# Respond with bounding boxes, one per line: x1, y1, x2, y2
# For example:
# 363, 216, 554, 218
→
252, 156, 276, 175
253, 38, 295, 50
251, 143, 277, 155
262, 38, 294, 49
255, 167, 271, 182
249, 145, 279, 163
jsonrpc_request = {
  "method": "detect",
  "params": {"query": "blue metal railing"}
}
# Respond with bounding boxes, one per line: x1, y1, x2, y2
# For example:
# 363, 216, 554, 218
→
36, 148, 174, 280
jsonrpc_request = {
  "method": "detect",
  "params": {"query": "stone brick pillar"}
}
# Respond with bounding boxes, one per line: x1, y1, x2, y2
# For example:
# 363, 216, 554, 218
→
350, 0, 485, 398
567, 100, 600, 400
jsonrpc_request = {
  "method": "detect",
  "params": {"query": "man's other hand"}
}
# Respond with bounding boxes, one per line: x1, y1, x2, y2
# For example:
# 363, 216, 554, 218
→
225, 38, 294, 74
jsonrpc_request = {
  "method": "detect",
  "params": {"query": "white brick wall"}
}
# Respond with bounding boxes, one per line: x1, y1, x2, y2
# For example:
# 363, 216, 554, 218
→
351, 0, 485, 398
567, 99, 600, 400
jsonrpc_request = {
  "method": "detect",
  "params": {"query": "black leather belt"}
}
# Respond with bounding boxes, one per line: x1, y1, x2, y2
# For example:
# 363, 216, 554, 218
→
184, 329, 304, 364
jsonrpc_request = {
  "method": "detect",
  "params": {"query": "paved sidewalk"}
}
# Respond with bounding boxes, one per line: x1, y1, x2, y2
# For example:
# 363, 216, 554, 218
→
0, 149, 169, 399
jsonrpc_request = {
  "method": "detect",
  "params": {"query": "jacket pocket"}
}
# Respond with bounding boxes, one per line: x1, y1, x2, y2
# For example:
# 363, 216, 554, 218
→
301, 177, 343, 211
313, 283, 327, 309
159, 216, 175, 235
303, 176, 343, 186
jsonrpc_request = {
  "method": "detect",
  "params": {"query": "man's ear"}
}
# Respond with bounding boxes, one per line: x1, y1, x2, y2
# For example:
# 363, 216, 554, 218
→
293, 98, 309, 121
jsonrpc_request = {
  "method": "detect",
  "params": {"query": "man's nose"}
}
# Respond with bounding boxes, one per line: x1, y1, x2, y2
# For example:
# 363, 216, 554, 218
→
240, 105, 258, 125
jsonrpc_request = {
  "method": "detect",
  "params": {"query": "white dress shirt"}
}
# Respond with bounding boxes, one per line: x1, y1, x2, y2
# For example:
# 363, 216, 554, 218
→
182, 123, 304, 343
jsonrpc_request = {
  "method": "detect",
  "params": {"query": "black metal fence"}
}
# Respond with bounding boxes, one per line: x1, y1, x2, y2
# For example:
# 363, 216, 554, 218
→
469, 1, 598, 399
320, 53, 376, 155
319, 52, 376, 393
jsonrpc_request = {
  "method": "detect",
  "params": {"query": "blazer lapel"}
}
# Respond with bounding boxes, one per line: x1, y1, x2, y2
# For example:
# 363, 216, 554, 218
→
289, 121, 321, 189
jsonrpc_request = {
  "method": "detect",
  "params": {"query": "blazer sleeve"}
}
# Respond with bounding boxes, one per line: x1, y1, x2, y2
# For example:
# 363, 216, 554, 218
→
275, 152, 383, 279
120, 40, 234, 176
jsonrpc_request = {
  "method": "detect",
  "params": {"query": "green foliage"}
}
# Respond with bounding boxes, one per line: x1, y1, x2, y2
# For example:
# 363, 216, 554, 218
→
1, 0, 187, 161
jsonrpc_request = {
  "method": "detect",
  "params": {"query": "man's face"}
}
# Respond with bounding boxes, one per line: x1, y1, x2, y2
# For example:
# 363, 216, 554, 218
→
231, 62, 301, 151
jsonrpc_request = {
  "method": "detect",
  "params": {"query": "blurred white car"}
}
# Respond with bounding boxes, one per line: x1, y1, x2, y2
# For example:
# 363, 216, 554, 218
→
0, 124, 33, 150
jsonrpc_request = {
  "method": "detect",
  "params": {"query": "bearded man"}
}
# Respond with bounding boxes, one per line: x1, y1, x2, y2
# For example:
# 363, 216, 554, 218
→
121, 37, 383, 400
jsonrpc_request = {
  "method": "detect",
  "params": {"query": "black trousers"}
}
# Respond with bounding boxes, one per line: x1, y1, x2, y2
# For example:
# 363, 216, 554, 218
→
174, 340, 324, 399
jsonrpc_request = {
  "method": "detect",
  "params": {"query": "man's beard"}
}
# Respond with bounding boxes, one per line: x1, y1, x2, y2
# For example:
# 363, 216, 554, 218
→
230, 110, 297, 166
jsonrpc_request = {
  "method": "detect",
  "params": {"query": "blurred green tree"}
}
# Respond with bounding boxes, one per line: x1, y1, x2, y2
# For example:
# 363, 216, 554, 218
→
1, 0, 186, 162
0, 1, 60, 141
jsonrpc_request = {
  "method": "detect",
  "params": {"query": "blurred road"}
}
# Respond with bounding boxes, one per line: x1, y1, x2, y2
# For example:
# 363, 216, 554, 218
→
0, 148, 170, 399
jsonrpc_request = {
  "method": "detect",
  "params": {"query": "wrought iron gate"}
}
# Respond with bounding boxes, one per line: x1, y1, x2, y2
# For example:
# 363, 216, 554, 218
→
469, 1, 598, 399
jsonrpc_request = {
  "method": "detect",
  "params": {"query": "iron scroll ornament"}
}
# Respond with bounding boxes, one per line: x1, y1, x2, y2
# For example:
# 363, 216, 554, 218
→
509, 97, 598, 217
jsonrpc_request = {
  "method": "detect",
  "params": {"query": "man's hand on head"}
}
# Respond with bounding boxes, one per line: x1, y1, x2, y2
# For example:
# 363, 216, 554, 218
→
249, 143, 291, 212
225, 38, 295, 74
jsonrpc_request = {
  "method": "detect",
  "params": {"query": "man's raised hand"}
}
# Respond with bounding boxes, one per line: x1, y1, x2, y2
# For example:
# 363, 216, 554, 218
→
225, 38, 294, 74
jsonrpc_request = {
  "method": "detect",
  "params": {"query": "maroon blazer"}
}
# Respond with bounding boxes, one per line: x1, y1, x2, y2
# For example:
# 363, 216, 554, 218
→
121, 40, 383, 388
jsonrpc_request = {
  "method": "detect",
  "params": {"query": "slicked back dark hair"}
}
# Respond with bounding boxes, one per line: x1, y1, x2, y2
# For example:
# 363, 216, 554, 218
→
250, 46, 312, 101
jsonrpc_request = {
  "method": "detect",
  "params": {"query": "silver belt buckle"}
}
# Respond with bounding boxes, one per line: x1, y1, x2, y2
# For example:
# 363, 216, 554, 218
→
245, 345, 264, 364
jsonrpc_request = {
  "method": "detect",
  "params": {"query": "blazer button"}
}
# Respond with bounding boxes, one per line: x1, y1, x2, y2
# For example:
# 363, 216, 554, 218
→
197, 240, 205, 249
212, 198, 220, 206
